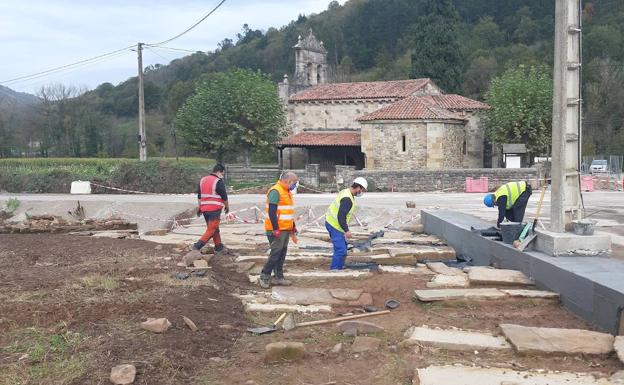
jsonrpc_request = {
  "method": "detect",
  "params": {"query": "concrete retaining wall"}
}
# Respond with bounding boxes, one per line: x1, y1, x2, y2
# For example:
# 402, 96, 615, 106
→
422, 209, 624, 334
225, 164, 321, 188
336, 166, 539, 192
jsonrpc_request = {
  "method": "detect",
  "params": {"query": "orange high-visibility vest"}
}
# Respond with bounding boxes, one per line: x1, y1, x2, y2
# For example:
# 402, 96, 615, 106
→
199, 174, 225, 212
264, 181, 295, 231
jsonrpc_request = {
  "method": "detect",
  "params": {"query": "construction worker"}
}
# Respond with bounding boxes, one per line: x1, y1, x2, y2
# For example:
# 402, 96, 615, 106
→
184, 164, 229, 266
483, 181, 532, 227
258, 172, 299, 288
325, 177, 368, 270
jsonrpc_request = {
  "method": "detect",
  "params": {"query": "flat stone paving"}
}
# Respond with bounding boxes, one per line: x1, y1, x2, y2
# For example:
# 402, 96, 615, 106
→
425, 262, 465, 276
401, 326, 511, 351
271, 287, 372, 306
416, 365, 613, 385
244, 302, 332, 313
426, 274, 469, 288
415, 288, 508, 301
500, 323, 615, 355
468, 266, 533, 286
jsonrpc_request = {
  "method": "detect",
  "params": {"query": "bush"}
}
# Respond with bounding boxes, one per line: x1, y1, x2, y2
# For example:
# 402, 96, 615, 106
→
0, 158, 215, 193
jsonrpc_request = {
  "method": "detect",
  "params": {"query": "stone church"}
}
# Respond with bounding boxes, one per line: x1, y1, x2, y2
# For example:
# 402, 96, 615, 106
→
277, 30, 489, 173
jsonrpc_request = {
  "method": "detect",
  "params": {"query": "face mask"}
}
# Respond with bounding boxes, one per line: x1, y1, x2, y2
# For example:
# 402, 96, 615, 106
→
355, 191, 364, 197
289, 182, 298, 191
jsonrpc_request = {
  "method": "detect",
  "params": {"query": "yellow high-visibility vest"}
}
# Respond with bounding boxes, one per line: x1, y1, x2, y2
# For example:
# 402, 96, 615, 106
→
325, 188, 355, 233
494, 181, 527, 209
264, 182, 295, 231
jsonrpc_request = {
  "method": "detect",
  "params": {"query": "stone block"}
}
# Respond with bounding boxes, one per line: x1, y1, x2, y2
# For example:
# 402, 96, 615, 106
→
500, 324, 614, 355
329, 288, 364, 301
388, 247, 456, 261
416, 365, 611, 385
425, 262, 465, 276
265, 342, 305, 363
140, 318, 171, 333
379, 265, 435, 275
351, 336, 381, 353
468, 267, 533, 286
244, 303, 332, 314
501, 289, 559, 299
615, 336, 624, 364
271, 287, 372, 306
401, 326, 511, 351
426, 274, 469, 288
415, 288, 507, 302
534, 228, 611, 257
110, 364, 136, 384
337, 320, 384, 334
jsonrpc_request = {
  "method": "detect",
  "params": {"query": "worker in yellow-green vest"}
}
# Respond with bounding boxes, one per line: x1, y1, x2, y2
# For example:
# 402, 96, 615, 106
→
325, 177, 368, 270
483, 181, 532, 227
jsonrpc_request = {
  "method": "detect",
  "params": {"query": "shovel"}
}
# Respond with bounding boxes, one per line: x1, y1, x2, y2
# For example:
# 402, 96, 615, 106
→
247, 312, 287, 335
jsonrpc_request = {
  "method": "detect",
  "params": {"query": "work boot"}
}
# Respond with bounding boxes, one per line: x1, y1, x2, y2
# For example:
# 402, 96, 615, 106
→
183, 249, 202, 266
214, 244, 230, 256
271, 277, 292, 286
257, 275, 271, 289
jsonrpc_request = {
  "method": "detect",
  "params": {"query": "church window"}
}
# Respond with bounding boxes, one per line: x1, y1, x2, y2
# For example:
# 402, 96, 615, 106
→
401, 135, 407, 152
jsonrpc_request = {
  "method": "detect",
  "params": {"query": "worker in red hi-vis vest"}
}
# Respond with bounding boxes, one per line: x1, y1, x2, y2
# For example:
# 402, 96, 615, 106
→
184, 164, 229, 266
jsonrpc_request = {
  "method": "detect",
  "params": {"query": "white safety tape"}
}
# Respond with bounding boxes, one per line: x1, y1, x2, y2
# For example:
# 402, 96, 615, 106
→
90, 182, 194, 196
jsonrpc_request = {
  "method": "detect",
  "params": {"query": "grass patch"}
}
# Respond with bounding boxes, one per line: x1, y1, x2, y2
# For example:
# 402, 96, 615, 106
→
1, 327, 88, 385
228, 180, 271, 191
80, 274, 119, 291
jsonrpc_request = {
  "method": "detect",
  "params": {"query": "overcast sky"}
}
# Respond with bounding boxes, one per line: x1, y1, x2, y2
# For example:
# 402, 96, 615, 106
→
0, 0, 343, 94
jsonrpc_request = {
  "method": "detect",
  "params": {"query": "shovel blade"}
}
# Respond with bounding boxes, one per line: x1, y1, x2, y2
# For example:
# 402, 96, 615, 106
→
247, 326, 276, 335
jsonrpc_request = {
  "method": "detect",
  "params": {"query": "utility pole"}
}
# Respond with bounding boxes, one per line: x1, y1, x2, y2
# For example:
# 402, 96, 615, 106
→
551, 0, 582, 232
137, 42, 147, 161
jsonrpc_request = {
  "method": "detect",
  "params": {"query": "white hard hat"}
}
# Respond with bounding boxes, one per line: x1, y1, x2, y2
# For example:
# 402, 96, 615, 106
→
353, 177, 368, 190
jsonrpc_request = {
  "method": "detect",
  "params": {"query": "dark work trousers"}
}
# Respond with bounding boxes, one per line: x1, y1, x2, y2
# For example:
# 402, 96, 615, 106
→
261, 230, 290, 279
505, 185, 533, 223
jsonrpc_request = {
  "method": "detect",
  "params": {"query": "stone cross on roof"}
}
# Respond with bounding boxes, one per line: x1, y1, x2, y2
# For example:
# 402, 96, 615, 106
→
293, 29, 327, 54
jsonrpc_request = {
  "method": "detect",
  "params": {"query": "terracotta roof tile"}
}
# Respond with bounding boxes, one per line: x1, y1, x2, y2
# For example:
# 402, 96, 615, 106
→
419, 94, 490, 111
289, 79, 433, 102
357, 96, 467, 122
277, 132, 361, 147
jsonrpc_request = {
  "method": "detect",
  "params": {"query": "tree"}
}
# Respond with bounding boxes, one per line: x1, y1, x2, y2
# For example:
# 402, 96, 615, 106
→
409, 0, 465, 92
175, 68, 285, 166
484, 65, 553, 156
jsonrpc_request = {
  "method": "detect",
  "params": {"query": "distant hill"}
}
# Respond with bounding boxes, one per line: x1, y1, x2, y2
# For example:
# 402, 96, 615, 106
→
0, 85, 39, 108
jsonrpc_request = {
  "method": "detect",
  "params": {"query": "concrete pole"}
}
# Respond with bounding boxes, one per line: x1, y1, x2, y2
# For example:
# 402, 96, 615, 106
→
551, 0, 582, 232
137, 42, 147, 162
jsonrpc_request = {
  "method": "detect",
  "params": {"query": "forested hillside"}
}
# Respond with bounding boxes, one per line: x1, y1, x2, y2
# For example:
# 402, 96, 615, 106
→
1, 0, 623, 159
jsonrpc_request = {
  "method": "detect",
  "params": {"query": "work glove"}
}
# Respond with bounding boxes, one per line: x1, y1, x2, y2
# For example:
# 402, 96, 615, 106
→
196, 208, 202, 217
224, 206, 230, 214
272, 230, 281, 238
292, 226, 298, 236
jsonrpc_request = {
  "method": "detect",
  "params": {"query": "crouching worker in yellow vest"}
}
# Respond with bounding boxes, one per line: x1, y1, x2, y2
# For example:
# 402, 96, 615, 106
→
483, 181, 532, 227
258, 172, 299, 289
325, 177, 368, 270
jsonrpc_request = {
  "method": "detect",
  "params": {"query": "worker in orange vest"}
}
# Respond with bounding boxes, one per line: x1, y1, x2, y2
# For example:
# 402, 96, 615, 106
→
184, 164, 229, 266
258, 172, 298, 288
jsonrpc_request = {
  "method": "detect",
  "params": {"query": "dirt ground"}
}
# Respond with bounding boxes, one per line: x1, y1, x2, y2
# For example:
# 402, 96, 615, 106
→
1, 233, 622, 385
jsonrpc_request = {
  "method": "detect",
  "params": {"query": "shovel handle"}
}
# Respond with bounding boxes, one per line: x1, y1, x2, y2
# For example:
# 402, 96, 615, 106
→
295, 310, 391, 328
273, 312, 287, 326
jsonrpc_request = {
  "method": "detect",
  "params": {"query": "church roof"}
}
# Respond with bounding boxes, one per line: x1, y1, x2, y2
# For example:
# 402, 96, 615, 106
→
418, 94, 490, 111
276, 131, 361, 147
356, 96, 468, 122
289, 78, 433, 102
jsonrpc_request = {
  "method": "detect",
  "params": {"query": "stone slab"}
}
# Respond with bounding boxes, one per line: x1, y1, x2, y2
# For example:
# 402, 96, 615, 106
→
421, 209, 624, 334
378, 265, 435, 275
426, 262, 465, 276
616, 336, 624, 364
426, 274, 470, 288
271, 287, 372, 306
468, 267, 533, 286
501, 289, 559, 299
244, 302, 332, 313
416, 365, 612, 385
500, 323, 615, 355
248, 270, 372, 282
415, 288, 507, 302
388, 246, 456, 261
401, 326, 511, 351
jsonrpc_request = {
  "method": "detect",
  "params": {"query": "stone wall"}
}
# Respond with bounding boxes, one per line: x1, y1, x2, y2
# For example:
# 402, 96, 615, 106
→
442, 123, 466, 168
361, 121, 427, 170
463, 115, 484, 168
335, 166, 538, 192
287, 100, 396, 132
225, 164, 321, 188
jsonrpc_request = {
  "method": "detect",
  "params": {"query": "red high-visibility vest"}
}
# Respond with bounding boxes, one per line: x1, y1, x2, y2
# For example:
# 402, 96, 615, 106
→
199, 174, 225, 212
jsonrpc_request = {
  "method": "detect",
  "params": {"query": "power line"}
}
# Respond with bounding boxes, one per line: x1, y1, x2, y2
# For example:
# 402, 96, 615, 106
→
147, 0, 227, 46
151, 46, 203, 54
0, 45, 135, 86
145, 46, 174, 63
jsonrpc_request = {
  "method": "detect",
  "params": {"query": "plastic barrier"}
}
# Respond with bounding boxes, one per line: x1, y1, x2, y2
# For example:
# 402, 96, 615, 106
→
580, 175, 594, 192
465, 177, 489, 193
